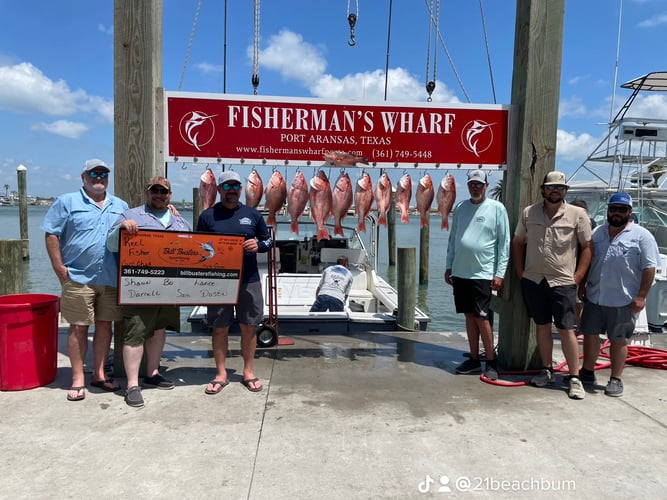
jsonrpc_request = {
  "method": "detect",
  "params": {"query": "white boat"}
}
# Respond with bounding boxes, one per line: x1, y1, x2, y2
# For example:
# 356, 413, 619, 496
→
568, 71, 667, 333
187, 216, 431, 345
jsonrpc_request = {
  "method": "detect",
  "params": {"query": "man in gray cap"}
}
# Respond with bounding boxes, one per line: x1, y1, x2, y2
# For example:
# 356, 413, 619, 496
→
445, 169, 510, 381
196, 170, 273, 395
578, 192, 660, 397
41, 159, 128, 401
512, 171, 592, 399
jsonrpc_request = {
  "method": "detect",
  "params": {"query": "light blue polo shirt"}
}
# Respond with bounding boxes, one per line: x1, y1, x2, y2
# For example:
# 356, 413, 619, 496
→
41, 188, 128, 286
586, 222, 660, 307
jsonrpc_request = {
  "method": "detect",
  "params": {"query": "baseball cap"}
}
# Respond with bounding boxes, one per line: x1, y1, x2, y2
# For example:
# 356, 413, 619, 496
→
82, 158, 110, 173
608, 192, 632, 207
467, 169, 487, 184
542, 171, 569, 187
217, 170, 242, 186
146, 176, 171, 191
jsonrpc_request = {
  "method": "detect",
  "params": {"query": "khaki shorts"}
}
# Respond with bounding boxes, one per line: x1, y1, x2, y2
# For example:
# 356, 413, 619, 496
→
122, 305, 181, 346
60, 280, 122, 325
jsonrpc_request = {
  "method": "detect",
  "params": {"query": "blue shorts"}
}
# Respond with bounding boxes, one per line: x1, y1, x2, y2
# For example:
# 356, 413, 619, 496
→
207, 281, 263, 328
310, 294, 345, 312
520, 278, 576, 330
579, 302, 637, 341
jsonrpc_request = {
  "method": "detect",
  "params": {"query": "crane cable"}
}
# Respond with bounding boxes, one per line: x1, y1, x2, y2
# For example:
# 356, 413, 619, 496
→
252, 0, 260, 94
423, 0, 470, 103
479, 0, 497, 104
178, 0, 202, 91
424, 0, 440, 101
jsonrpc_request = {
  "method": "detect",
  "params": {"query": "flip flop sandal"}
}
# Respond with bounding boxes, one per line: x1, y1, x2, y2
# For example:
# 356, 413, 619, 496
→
90, 378, 120, 392
205, 380, 229, 395
241, 378, 263, 392
67, 386, 86, 402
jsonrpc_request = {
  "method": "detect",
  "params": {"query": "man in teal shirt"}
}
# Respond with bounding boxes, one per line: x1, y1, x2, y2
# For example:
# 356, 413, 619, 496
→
445, 170, 510, 380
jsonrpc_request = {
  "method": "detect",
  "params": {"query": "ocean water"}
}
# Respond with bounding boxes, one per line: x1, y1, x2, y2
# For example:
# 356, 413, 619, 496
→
0, 205, 464, 332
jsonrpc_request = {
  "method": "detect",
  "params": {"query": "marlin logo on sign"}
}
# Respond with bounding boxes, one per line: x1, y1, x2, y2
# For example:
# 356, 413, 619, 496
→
461, 120, 494, 157
179, 111, 217, 151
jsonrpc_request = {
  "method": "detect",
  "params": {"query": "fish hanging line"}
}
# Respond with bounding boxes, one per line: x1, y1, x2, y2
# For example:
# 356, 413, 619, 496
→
424, 0, 440, 102
178, 0, 202, 91
252, 0, 261, 95
347, 0, 359, 46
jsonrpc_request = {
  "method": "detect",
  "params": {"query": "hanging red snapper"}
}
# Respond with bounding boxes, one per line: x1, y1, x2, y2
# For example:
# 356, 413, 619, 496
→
415, 173, 435, 228
436, 174, 456, 230
354, 172, 374, 233
245, 169, 264, 208
287, 171, 309, 234
264, 171, 287, 229
309, 170, 333, 241
395, 173, 412, 224
198, 168, 218, 210
374, 173, 392, 226
331, 172, 354, 237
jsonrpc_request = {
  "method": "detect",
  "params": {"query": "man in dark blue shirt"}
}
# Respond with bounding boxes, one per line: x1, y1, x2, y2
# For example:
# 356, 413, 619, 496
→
196, 170, 272, 394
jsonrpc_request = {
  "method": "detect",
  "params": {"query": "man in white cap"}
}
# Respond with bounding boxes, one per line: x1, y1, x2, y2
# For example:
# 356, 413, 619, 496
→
579, 192, 660, 397
445, 169, 510, 381
196, 170, 273, 395
512, 171, 592, 399
41, 159, 128, 401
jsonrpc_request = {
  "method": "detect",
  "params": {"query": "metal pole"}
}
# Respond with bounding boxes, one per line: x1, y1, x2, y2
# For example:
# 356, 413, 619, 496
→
17, 164, 29, 259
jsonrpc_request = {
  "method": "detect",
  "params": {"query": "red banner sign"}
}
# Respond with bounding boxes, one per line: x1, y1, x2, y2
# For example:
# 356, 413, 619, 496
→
165, 92, 510, 169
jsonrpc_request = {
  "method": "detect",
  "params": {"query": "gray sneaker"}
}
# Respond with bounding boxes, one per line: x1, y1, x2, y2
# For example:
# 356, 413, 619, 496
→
531, 368, 554, 387
455, 358, 482, 374
484, 361, 498, 381
125, 386, 144, 408
568, 377, 585, 400
605, 378, 624, 397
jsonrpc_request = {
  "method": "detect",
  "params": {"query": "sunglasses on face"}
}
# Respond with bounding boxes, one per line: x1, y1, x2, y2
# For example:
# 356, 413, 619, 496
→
545, 185, 566, 191
88, 171, 109, 179
221, 183, 242, 191
149, 187, 169, 195
608, 205, 630, 213
468, 182, 484, 189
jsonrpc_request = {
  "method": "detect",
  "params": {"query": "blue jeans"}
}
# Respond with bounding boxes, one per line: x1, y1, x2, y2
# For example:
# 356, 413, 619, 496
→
310, 294, 345, 312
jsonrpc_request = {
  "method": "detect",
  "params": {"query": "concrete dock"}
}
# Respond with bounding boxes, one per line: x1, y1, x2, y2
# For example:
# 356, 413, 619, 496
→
0, 327, 666, 499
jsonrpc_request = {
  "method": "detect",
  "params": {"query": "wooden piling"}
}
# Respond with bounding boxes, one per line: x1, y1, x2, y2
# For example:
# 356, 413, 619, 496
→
0, 240, 24, 295
387, 191, 396, 266
396, 247, 416, 331
419, 224, 429, 284
193, 187, 201, 229
17, 165, 29, 259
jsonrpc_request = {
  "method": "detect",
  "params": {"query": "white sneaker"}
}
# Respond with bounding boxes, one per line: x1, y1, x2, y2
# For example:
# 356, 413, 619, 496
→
568, 377, 585, 400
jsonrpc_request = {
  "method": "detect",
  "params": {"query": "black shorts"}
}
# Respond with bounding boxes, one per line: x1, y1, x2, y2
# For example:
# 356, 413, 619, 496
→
207, 281, 263, 328
452, 277, 492, 319
520, 278, 576, 330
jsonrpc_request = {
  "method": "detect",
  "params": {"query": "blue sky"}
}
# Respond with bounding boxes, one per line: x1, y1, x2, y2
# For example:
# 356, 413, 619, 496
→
1, 0, 667, 203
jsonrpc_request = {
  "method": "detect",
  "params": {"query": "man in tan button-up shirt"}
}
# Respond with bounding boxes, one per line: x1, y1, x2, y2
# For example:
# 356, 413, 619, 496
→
512, 171, 592, 400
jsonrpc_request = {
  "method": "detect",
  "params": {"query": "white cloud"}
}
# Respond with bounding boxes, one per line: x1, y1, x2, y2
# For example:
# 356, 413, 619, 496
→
257, 29, 459, 103
0, 62, 112, 122
559, 96, 588, 118
638, 13, 667, 28
97, 24, 113, 36
195, 62, 224, 74
31, 120, 89, 138
556, 129, 600, 161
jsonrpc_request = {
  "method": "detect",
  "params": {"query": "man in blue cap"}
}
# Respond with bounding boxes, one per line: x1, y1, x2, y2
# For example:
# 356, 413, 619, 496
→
578, 192, 660, 397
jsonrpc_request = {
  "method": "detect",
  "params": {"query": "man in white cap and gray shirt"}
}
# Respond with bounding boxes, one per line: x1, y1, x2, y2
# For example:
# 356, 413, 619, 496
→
445, 169, 510, 381
196, 170, 273, 395
512, 171, 592, 399
41, 159, 128, 401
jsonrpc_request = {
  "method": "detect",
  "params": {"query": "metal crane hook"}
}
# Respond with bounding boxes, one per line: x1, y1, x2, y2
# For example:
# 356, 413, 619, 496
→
347, 13, 357, 46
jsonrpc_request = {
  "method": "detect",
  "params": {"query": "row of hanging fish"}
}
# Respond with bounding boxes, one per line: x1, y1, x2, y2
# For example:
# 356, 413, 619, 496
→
198, 168, 458, 241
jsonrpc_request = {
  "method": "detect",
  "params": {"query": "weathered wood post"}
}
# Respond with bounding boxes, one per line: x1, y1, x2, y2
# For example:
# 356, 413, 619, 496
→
0, 241, 24, 295
193, 187, 201, 229
396, 247, 416, 331
419, 224, 429, 284
387, 190, 396, 266
17, 165, 29, 259
497, 0, 565, 370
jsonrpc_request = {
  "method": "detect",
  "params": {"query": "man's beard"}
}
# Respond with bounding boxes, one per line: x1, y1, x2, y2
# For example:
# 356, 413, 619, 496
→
607, 215, 629, 227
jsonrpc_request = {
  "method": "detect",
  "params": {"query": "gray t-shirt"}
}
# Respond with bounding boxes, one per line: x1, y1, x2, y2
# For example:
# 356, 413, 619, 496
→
317, 265, 353, 302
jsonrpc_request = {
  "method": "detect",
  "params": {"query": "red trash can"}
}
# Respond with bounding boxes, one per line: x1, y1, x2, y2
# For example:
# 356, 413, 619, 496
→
0, 294, 60, 390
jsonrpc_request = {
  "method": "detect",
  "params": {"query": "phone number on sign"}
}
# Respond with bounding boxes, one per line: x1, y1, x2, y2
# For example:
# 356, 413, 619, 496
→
121, 267, 167, 277
372, 149, 433, 160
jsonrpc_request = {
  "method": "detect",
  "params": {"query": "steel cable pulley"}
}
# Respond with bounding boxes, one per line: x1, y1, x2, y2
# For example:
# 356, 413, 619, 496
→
347, 0, 358, 46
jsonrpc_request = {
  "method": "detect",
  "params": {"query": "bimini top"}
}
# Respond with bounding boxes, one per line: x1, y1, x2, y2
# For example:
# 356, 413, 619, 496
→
621, 71, 667, 92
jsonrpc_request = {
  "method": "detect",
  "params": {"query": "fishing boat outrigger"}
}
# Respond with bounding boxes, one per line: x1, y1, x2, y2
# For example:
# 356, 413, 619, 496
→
187, 215, 431, 345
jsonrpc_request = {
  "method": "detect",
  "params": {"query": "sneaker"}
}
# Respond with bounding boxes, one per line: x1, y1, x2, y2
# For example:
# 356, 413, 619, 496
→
484, 361, 498, 381
579, 368, 597, 385
568, 377, 585, 400
455, 358, 482, 374
531, 368, 554, 387
125, 386, 144, 408
143, 374, 175, 390
605, 377, 624, 397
